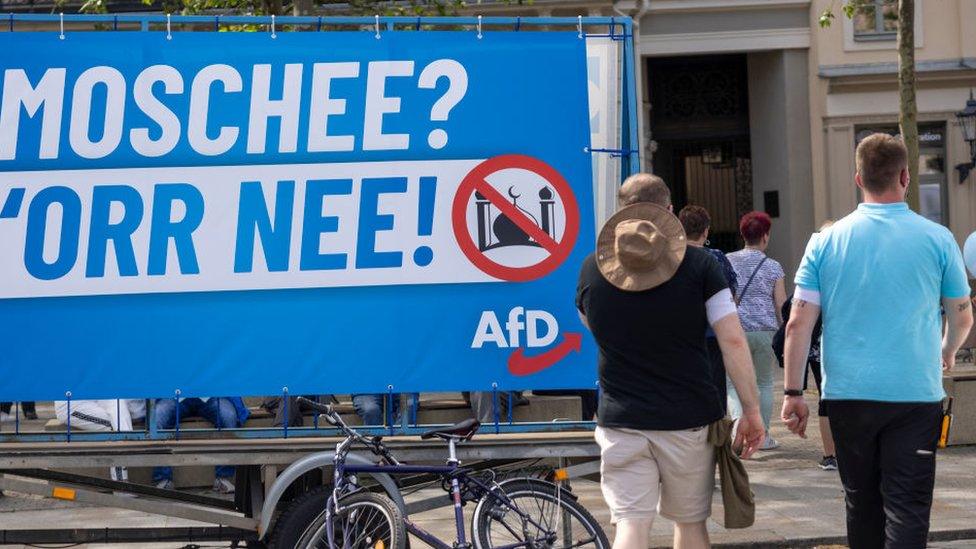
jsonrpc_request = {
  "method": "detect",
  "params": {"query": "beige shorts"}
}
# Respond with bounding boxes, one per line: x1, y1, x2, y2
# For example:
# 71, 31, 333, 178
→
595, 425, 715, 524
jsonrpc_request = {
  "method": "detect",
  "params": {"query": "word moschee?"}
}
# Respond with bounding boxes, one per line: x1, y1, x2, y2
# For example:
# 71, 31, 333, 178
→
0, 59, 468, 161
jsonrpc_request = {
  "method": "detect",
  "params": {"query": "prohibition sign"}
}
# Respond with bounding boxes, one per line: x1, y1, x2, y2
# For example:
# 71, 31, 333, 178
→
452, 154, 580, 282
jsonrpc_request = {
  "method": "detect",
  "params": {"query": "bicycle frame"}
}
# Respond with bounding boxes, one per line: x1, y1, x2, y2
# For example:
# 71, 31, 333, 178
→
331, 437, 553, 549
338, 461, 459, 549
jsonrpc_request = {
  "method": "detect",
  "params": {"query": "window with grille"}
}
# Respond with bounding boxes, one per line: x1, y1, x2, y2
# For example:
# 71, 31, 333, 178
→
853, 0, 898, 41
855, 124, 948, 226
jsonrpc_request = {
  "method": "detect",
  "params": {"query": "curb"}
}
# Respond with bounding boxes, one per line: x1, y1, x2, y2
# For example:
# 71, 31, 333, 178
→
696, 528, 976, 548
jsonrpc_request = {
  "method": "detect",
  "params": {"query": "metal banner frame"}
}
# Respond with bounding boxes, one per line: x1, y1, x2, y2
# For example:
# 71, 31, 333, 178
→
0, 13, 639, 442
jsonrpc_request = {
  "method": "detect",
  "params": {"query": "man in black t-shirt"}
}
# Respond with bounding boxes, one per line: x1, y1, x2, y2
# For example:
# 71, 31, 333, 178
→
577, 174, 764, 549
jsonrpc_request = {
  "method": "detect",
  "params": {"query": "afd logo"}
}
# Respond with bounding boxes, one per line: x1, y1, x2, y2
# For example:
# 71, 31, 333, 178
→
471, 307, 582, 376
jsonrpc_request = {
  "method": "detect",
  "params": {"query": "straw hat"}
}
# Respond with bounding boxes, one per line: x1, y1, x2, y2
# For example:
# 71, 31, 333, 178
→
597, 203, 687, 291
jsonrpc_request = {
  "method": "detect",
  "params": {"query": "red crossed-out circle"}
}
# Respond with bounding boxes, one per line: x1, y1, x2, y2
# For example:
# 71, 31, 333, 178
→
452, 154, 580, 282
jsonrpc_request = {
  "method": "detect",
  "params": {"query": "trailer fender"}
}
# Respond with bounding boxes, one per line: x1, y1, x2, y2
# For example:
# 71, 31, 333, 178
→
494, 477, 577, 501
257, 451, 404, 539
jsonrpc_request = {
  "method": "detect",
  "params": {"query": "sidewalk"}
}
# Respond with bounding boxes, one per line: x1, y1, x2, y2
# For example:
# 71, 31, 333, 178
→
1, 369, 974, 548
627, 366, 976, 547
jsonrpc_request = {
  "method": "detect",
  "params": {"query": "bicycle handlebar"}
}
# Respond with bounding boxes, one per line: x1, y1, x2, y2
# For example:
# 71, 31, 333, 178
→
295, 397, 349, 432
295, 396, 336, 417
294, 397, 398, 463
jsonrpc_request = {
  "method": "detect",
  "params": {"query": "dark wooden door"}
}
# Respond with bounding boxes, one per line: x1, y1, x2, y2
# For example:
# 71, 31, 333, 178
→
647, 55, 752, 253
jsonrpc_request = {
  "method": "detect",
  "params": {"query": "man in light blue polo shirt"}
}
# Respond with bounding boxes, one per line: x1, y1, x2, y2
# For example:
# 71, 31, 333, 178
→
781, 133, 973, 549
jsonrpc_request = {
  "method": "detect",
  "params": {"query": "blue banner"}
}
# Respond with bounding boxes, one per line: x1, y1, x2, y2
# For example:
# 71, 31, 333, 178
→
0, 30, 595, 400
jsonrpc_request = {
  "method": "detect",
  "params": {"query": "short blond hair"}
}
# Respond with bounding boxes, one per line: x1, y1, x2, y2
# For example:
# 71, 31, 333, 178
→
618, 173, 671, 208
856, 133, 908, 194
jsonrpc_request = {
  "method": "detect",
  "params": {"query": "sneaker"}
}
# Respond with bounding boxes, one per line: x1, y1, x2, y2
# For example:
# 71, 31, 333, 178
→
819, 456, 838, 471
760, 435, 779, 450
213, 477, 235, 494
0, 413, 13, 423
154, 479, 175, 491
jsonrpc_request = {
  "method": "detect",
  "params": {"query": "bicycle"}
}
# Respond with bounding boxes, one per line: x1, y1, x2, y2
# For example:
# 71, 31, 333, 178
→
291, 397, 609, 549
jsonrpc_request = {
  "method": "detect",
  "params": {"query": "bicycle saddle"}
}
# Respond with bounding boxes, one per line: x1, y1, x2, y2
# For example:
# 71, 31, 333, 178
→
420, 418, 481, 441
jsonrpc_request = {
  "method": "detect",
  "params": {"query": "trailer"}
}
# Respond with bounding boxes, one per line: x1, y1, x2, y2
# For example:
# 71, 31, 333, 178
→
0, 12, 639, 544
0, 423, 602, 545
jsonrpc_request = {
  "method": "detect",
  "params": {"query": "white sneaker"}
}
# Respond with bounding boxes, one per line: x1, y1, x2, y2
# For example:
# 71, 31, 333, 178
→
154, 479, 175, 491
0, 412, 14, 423
760, 435, 780, 450
213, 477, 235, 494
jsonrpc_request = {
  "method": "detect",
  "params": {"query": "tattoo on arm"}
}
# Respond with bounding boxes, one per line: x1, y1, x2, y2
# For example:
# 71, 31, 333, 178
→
959, 302, 972, 313
792, 299, 808, 308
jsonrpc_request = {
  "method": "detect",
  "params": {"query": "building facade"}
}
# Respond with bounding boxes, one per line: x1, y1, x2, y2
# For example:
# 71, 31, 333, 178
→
633, 0, 815, 280
474, 0, 974, 283
809, 0, 976, 251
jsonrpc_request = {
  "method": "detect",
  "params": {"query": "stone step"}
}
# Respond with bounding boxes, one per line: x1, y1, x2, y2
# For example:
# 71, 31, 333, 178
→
944, 363, 976, 445
40, 393, 583, 432
45, 394, 583, 489
42, 408, 276, 432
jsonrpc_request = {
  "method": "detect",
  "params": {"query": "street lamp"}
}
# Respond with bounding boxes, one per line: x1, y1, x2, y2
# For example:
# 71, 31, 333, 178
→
956, 90, 976, 183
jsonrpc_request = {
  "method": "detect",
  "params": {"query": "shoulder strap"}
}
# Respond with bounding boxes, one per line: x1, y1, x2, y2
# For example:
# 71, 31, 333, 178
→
735, 256, 768, 306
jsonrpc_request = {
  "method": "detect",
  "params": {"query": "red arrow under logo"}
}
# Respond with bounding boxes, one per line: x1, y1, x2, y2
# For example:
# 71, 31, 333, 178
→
507, 333, 583, 377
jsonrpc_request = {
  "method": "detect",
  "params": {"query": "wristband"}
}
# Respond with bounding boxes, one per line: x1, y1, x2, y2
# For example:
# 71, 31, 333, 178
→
784, 389, 803, 397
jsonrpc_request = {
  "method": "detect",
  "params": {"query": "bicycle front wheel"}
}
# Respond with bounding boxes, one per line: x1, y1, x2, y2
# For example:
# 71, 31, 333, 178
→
471, 479, 609, 549
296, 491, 407, 549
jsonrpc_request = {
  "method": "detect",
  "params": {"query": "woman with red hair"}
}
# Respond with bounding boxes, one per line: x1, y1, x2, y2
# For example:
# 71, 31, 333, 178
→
727, 211, 787, 450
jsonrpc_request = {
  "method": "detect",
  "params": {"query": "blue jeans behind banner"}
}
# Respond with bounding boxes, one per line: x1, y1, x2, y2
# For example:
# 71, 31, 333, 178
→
352, 394, 419, 426
153, 398, 238, 481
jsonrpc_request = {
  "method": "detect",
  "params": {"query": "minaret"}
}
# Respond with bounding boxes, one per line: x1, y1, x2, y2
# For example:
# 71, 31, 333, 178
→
539, 186, 555, 239
475, 191, 492, 251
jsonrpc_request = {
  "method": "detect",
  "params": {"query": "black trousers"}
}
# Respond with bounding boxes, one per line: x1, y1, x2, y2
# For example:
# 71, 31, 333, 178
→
803, 361, 828, 416
0, 402, 35, 415
827, 400, 943, 549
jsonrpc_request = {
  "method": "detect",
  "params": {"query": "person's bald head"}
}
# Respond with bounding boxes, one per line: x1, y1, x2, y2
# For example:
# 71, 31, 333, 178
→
617, 173, 671, 209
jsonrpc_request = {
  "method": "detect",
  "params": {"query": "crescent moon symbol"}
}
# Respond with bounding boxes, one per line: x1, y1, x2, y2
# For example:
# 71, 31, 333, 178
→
507, 186, 520, 200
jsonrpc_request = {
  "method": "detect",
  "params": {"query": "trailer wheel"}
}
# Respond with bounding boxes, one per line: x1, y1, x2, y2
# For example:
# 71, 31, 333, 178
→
267, 485, 332, 549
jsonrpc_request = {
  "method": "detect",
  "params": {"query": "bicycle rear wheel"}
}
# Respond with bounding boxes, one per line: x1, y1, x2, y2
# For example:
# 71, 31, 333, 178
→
296, 491, 406, 549
471, 479, 609, 549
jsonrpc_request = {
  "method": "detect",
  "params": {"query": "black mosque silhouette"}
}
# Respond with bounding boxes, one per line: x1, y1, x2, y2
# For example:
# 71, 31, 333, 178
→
475, 185, 557, 252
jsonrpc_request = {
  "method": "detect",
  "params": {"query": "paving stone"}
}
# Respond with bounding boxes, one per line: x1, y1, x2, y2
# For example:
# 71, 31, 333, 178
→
1, 370, 975, 547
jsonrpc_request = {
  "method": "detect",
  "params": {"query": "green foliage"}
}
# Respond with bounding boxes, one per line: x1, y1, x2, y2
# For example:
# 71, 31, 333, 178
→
842, 0, 862, 19
170, 0, 473, 17
818, 9, 835, 28
819, 0, 866, 28
63, 0, 529, 17
76, 0, 108, 13
347, 0, 468, 17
